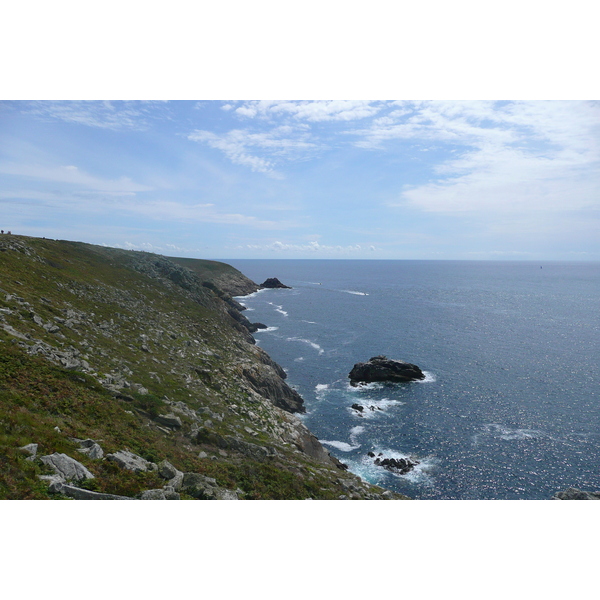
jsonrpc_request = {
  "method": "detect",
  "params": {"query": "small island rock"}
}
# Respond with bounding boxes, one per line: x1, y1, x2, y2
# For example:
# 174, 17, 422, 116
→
260, 278, 291, 289
349, 355, 425, 386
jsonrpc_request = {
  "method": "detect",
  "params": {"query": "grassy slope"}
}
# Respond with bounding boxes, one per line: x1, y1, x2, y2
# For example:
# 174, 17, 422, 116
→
0, 236, 403, 500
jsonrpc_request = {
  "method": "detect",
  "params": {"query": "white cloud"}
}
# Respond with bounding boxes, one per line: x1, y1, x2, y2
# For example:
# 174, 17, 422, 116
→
119, 199, 289, 229
368, 101, 600, 215
188, 127, 317, 175
0, 161, 153, 193
244, 240, 376, 253
20, 100, 169, 131
232, 100, 385, 122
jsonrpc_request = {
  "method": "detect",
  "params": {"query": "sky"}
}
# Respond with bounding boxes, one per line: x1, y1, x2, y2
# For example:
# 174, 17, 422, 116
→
2, 99, 599, 260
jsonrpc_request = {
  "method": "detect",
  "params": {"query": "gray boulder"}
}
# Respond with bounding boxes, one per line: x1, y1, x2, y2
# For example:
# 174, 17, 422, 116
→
140, 489, 165, 500
106, 450, 156, 472
75, 439, 104, 459
20, 443, 38, 460
49, 481, 133, 500
181, 473, 239, 500
349, 355, 425, 386
157, 459, 184, 491
39, 453, 94, 481
154, 413, 183, 429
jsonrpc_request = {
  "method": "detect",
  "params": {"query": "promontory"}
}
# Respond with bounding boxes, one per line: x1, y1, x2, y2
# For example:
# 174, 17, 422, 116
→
0, 235, 407, 500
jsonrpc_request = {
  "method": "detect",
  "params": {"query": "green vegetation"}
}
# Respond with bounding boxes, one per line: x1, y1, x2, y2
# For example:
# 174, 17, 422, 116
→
0, 235, 405, 500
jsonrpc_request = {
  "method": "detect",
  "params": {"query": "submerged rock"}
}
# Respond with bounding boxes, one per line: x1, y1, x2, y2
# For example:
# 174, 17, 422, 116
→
349, 355, 425, 386
259, 278, 291, 289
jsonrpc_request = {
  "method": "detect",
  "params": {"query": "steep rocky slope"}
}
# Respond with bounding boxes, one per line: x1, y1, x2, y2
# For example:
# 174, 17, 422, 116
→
0, 235, 406, 500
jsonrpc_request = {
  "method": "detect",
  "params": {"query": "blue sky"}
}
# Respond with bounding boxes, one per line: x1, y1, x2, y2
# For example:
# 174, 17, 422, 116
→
1, 99, 599, 260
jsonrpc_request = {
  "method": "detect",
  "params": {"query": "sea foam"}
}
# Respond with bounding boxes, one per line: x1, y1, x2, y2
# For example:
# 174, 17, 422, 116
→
319, 440, 361, 452
287, 337, 324, 355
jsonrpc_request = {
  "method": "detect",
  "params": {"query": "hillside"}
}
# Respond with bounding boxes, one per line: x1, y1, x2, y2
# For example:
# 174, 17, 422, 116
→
0, 235, 406, 500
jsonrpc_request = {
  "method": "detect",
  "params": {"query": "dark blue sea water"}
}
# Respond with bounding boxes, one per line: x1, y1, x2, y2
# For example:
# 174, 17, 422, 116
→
226, 260, 600, 500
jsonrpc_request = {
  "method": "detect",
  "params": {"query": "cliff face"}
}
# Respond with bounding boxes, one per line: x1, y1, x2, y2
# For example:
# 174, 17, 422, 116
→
0, 235, 406, 500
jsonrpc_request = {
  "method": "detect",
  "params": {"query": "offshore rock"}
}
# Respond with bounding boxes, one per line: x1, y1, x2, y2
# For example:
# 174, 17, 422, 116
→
552, 487, 600, 500
373, 455, 419, 475
349, 355, 425, 386
260, 278, 291, 289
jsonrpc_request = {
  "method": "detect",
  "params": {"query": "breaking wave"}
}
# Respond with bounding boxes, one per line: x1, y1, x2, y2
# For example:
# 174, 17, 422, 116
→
320, 440, 361, 452
287, 337, 324, 355
268, 302, 288, 317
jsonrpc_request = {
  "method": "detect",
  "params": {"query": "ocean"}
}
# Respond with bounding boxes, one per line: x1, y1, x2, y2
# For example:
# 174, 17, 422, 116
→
226, 259, 600, 500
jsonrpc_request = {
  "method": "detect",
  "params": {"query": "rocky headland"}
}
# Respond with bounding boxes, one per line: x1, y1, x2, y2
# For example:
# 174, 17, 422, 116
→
0, 235, 406, 500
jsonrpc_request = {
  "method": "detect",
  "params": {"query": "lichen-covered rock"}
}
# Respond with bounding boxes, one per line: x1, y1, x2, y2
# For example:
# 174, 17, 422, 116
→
39, 452, 94, 481
154, 413, 183, 429
181, 473, 239, 500
20, 443, 38, 460
106, 450, 156, 473
75, 438, 104, 459
49, 481, 133, 499
157, 459, 184, 490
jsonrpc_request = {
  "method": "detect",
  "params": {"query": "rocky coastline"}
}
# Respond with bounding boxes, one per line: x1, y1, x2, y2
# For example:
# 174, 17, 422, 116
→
0, 235, 406, 500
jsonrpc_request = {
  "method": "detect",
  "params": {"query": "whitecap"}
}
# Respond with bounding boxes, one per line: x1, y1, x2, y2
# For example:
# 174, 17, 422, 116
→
349, 426, 365, 445
294, 357, 305, 362
267, 302, 289, 317
234, 288, 268, 300
372, 397, 405, 410
345, 380, 384, 392
472, 423, 549, 446
302, 320, 318, 324
286, 337, 324, 355
417, 371, 436, 383
320, 440, 361, 452
315, 383, 330, 399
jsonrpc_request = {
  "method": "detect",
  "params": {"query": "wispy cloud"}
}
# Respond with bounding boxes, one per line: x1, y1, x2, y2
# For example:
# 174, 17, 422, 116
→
18, 100, 169, 131
231, 100, 385, 122
243, 240, 377, 253
0, 161, 153, 193
121, 199, 288, 229
188, 126, 318, 176
365, 101, 600, 214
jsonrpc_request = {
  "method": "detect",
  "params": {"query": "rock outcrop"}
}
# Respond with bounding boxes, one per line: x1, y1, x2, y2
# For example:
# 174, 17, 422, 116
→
260, 278, 291, 289
552, 487, 600, 500
349, 355, 425, 386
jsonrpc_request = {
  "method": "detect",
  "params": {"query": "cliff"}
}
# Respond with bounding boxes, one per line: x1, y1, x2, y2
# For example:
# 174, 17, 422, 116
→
0, 235, 406, 500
